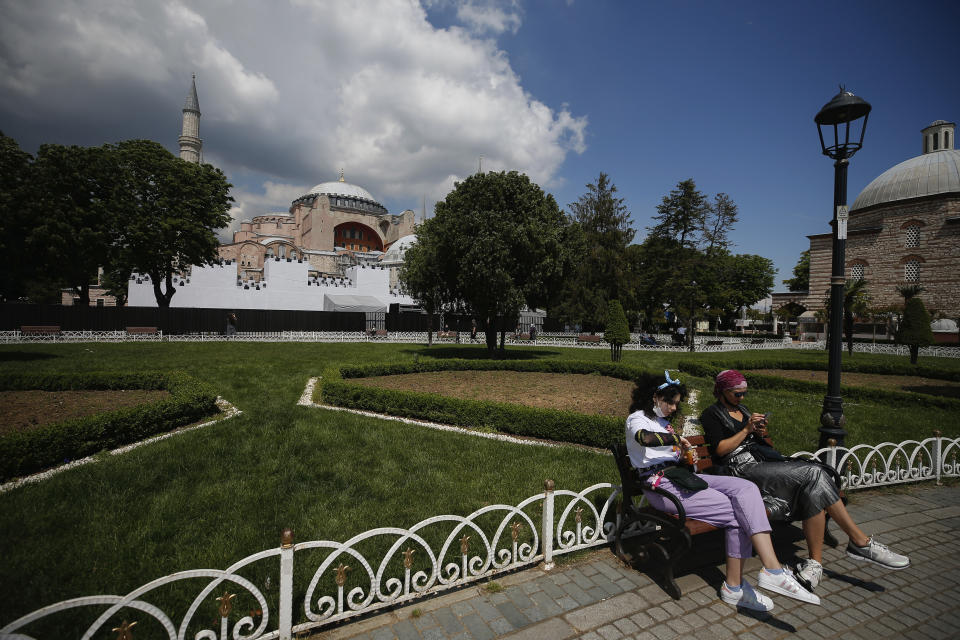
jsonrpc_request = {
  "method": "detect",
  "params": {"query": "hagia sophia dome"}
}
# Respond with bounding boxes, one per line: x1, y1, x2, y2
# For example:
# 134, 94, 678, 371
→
852, 120, 960, 211
305, 179, 379, 205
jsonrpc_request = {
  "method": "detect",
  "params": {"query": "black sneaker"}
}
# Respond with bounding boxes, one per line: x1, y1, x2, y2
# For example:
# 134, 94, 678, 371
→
846, 537, 910, 570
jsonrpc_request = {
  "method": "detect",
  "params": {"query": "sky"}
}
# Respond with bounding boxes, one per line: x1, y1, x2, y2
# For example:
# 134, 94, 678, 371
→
1, 0, 958, 291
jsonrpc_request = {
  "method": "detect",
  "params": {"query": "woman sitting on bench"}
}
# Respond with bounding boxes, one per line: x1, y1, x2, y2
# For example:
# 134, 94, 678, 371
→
627, 373, 819, 611
701, 369, 910, 592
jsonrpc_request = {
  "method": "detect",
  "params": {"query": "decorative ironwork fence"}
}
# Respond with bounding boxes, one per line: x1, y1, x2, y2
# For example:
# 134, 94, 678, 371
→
2, 435, 958, 639
0, 482, 620, 640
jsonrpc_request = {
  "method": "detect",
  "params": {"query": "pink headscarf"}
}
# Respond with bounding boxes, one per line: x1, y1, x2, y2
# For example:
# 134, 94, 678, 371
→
713, 369, 747, 398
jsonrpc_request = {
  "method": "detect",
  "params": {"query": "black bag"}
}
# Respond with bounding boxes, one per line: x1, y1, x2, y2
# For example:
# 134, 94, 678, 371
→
662, 466, 708, 491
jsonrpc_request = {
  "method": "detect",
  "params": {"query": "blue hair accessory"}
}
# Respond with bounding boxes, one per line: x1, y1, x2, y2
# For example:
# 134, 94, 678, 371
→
657, 370, 681, 390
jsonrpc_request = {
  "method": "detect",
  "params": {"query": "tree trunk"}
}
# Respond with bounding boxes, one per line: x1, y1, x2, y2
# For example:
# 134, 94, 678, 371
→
427, 312, 434, 346
910, 344, 919, 364
485, 328, 497, 355
499, 330, 505, 351
153, 272, 175, 308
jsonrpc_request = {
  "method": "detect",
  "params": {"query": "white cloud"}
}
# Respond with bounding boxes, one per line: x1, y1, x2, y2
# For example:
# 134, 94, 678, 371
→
456, 1, 523, 35
0, 0, 586, 218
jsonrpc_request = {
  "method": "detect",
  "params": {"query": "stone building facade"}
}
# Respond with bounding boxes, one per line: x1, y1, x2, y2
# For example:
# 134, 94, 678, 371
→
217, 172, 417, 286
774, 119, 960, 336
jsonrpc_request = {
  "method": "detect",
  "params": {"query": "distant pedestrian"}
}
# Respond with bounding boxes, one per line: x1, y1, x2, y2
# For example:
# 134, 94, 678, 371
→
471, 320, 477, 342
226, 312, 238, 337
529, 323, 537, 341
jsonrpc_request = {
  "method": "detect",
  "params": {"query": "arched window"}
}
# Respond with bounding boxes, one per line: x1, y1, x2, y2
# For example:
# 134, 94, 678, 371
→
850, 264, 865, 280
925, 136, 929, 153
933, 134, 940, 151
904, 260, 920, 282
946, 130, 951, 149
905, 224, 920, 248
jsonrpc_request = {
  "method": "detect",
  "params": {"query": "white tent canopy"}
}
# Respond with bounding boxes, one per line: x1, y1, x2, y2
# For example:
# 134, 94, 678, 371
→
323, 294, 388, 313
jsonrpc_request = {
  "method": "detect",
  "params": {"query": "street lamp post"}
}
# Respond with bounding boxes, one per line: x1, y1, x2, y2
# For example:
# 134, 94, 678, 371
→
688, 280, 697, 352
814, 87, 871, 449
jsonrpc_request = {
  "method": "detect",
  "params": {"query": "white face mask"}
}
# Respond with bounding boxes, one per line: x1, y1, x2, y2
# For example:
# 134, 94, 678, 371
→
653, 402, 668, 418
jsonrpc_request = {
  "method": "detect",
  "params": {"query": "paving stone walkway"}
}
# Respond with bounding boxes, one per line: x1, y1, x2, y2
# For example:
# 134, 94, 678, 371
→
317, 483, 960, 640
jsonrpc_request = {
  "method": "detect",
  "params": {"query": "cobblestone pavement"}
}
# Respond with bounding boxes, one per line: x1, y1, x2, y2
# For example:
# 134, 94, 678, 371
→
316, 483, 960, 640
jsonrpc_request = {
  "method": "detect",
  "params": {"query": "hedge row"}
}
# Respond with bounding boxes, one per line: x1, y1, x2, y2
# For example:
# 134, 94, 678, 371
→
679, 355, 960, 381
0, 371, 219, 481
678, 359, 960, 411
318, 359, 676, 448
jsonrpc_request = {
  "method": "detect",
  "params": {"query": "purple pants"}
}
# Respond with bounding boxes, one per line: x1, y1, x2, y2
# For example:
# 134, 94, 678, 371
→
643, 474, 771, 559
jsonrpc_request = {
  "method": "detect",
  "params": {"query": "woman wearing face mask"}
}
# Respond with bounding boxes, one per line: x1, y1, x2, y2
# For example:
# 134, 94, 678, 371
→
626, 372, 820, 611
700, 369, 910, 593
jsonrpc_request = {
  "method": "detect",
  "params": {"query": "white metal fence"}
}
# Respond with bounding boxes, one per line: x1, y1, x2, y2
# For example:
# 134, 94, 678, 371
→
3, 330, 956, 357
3, 435, 958, 640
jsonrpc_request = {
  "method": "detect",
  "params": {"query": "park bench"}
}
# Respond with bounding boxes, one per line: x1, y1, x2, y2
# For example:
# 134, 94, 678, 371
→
366, 329, 388, 339
437, 331, 458, 339
610, 435, 844, 599
705, 340, 724, 346
577, 334, 603, 343
20, 325, 61, 338
125, 326, 159, 336
750, 338, 765, 345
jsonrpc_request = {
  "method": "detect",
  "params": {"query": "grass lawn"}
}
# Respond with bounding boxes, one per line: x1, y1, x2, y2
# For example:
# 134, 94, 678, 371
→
1, 342, 958, 631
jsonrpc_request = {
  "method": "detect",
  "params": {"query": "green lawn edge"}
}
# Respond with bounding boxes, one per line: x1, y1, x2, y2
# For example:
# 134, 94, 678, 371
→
0, 371, 219, 481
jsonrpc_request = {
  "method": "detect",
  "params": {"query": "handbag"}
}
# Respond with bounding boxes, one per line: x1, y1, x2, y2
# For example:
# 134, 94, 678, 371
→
662, 466, 708, 491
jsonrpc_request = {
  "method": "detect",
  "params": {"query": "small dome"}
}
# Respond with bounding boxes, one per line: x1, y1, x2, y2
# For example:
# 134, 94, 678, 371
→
382, 234, 417, 263
306, 181, 377, 203
851, 149, 960, 210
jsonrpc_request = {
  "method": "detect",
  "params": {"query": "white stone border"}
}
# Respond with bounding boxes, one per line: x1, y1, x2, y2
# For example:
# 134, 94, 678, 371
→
298, 376, 702, 452
0, 396, 242, 494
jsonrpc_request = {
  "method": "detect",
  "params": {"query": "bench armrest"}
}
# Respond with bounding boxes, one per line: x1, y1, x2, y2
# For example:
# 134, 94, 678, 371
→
644, 484, 687, 526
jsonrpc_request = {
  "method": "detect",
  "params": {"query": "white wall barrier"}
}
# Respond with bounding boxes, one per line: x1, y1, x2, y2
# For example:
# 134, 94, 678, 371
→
3, 433, 958, 639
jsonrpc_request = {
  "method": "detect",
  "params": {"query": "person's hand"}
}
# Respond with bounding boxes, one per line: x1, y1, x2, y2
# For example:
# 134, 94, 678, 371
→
679, 437, 698, 464
749, 413, 768, 437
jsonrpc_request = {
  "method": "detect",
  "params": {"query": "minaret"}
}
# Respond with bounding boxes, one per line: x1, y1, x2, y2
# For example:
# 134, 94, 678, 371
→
179, 74, 202, 163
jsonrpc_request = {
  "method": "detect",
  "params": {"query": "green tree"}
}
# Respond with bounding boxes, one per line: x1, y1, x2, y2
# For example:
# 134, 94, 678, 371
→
404, 171, 568, 355
822, 279, 872, 355
783, 250, 810, 292
110, 140, 232, 308
0, 132, 37, 301
896, 297, 934, 364
603, 299, 630, 362
29, 143, 117, 305
638, 179, 773, 338
553, 173, 634, 330
399, 229, 446, 346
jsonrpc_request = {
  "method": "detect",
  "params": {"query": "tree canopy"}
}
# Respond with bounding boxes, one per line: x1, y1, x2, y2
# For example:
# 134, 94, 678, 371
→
783, 250, 810, 292
631, 179, 774, 331
603, 299, 630, 361
401, 170, 569, 353
110, 140, 232, 307
896, 296, 934, 364
552, 172, 634, 330
0, 134, 232, 307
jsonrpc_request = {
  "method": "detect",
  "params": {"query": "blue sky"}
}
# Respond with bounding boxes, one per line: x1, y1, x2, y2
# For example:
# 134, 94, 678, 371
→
1, 0, 957, 290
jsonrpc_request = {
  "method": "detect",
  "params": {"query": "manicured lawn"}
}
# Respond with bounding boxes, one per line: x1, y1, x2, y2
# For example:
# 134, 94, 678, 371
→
1, 342, 957, 631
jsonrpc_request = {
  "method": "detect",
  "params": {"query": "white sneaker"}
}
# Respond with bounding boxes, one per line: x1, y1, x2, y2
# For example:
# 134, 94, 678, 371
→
846, 536, 910, 570
795, 559, 823, 591
757, 568, 821, 605
720, 580, 774, 612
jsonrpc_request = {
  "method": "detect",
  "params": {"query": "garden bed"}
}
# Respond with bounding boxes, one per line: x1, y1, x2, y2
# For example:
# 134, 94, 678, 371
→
0, 389, 171, 436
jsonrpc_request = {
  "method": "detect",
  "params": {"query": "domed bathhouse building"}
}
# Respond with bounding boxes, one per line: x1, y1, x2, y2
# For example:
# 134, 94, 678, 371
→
127, 172, 420, 311
773, 119, 960, 341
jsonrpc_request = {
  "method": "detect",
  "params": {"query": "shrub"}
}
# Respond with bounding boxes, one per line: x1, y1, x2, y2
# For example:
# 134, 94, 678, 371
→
314, 359, 680, 448
604, 300, 630, 362
0, 371, 218, 481
896, 297, 934, 364
677, 358, 960, 410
